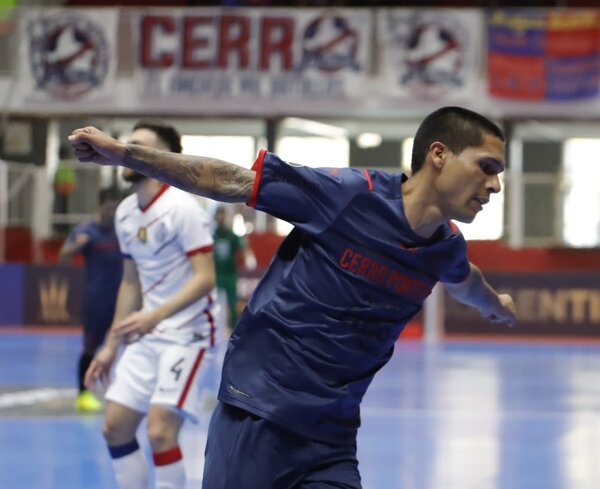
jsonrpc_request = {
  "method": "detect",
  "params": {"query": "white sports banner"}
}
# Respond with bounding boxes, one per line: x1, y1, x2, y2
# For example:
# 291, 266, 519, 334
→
17, 8, 118, 103
133, 8, 371, 104
377, 9, 484, 101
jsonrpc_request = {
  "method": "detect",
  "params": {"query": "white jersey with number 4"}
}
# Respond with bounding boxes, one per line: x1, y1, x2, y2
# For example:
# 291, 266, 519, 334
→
115, 184, 218, 347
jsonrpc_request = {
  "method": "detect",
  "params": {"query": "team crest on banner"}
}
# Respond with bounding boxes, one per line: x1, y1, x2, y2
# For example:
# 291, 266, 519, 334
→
377, 9, 483, 100
300, 14, 361, 73
18, 8, 118, 102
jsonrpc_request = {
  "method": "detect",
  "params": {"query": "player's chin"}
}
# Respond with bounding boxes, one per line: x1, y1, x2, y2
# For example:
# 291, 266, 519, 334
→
122, 169, 149, 183
452, 211, 477, 224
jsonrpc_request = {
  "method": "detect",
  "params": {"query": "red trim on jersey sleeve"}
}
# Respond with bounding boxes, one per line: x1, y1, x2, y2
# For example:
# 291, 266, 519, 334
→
362, 169, 373, 191
177, 348, 206, 409
152, 446, 182, 466
186, 244, 214, 257
399, 243, 418, 254
448, 220, 459, 235
140, 184, 170, 213
247, 149, 266, 208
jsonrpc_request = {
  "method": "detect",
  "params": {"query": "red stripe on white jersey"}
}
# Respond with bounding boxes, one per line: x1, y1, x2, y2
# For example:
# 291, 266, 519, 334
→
186, 244, 214, 257
140, 184, 170, 213
126, 207, 173, 245
177, 348, 206, 409
204, 294, 216, 347
143, 270, 172, 296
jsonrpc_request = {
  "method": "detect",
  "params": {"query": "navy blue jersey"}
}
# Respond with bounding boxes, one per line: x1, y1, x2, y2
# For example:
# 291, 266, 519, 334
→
218, 151, 470, 444
66, 221, 122, 308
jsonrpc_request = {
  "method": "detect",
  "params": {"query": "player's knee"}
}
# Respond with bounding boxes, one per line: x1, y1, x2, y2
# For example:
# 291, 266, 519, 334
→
102, 417, 140, 446
146, 422, 178, 451
102, 420, 123, 445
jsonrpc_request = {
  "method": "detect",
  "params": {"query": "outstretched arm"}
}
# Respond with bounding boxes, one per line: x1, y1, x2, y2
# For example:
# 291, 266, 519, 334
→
68, 127, 255, 203
58, 232, 90, 262
445, 262, 517, 327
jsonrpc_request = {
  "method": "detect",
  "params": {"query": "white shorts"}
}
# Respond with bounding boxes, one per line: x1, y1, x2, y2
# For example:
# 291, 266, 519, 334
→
105, 336, 220, 423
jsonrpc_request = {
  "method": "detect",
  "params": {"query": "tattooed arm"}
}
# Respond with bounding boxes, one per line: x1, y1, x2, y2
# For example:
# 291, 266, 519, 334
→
68, 126, 255, 203
123, 144, 255, 202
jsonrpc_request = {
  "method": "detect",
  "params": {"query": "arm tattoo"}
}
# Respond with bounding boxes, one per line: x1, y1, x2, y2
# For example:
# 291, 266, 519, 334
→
213, 164, 255, 202
123, 144, 255, 203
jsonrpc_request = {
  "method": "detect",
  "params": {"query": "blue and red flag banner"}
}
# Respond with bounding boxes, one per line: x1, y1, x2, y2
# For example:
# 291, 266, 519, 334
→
488, 9, 600, 101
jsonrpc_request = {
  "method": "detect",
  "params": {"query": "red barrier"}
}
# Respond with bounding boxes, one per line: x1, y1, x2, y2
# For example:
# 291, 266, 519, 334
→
2, 227, 34, 263
467, 240, 600, 272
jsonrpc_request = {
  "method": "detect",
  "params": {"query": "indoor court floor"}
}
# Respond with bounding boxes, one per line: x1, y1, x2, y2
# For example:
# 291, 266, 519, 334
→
1, 329, 600, 489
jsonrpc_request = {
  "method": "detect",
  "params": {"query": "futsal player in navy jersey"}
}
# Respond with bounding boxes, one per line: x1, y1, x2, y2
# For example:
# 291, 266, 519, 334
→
69, 106, 517, 488
59, 188, 123, 412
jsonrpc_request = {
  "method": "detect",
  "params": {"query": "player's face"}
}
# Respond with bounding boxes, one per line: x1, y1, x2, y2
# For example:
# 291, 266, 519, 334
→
437, 133, 505, 223
122, 128, 167, 182
99, 199, 119, 225
215, 208, 225, 227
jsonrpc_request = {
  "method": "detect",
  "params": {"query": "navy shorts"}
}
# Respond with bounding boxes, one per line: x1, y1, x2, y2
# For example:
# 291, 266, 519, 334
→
82, 301, 114, 351
202, 403, 362, 489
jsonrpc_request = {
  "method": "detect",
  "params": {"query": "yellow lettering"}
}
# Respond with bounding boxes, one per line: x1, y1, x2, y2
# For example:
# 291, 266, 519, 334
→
568, 289, 589, 324
509, 287, 600, 326
590, 291, 600, 323
538, 289, 560, 323
551, 289, 569, 323
489, 11, 546, 32
516, 289, 537, 322
548, 12, 599, 30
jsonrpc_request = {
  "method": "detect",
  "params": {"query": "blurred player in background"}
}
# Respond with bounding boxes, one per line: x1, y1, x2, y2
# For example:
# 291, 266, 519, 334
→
59, 187, 123, 413
84, 120, 220, 489
213, 205, 256, 333
69, 106, 517, 489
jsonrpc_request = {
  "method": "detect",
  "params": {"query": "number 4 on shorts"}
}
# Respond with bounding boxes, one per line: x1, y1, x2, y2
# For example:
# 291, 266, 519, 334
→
170, 357, 185, 381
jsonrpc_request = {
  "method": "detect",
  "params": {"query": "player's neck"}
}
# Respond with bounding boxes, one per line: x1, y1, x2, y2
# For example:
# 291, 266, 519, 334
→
401, 174, 445, 239
135, 179, 165, 209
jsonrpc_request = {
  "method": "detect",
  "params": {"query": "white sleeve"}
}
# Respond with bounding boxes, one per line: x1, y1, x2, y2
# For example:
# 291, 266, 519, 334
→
176, 196, 214, 256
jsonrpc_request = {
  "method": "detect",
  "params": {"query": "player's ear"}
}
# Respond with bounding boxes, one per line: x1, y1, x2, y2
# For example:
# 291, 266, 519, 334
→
430, 141, 447, 170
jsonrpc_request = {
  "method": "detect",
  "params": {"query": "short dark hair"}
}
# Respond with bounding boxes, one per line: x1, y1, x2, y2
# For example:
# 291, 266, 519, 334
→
132, 119, 182, 154
411, 106, 505, 174
98, 187, 122, 204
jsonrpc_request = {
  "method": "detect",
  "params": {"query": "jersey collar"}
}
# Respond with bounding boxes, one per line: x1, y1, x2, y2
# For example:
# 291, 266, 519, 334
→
139, 184, 170, 213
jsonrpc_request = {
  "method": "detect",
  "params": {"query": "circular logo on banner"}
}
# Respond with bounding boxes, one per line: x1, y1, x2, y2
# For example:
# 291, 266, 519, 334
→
28, 13, 109, 100
392, 16, 467, 98
301, 14, 360, 73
